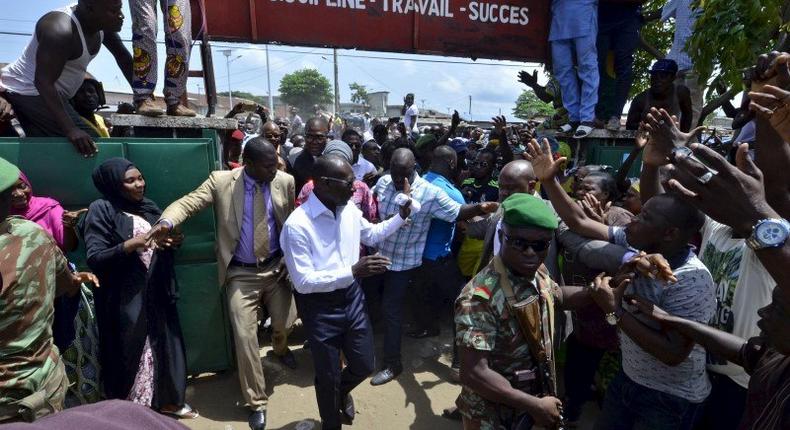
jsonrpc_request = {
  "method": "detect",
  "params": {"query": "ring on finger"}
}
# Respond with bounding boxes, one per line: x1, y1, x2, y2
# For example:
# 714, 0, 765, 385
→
698, 171, 715, 184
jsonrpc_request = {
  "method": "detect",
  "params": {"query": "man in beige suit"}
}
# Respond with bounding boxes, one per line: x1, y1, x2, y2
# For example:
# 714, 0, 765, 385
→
149, 138, 295, 430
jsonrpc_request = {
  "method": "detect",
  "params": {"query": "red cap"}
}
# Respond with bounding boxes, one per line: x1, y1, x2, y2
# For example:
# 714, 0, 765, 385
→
231, 130, 245, 141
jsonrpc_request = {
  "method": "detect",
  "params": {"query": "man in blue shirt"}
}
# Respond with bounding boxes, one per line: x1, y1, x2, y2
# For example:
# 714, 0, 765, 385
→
550, 0, 600, 138
408, 146, 467, 353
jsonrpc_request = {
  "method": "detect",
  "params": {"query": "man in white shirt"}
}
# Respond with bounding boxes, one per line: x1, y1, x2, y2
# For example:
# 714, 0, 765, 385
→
280, 155, 412, 430
342, 129, 377, 182
402, 93, 419, 133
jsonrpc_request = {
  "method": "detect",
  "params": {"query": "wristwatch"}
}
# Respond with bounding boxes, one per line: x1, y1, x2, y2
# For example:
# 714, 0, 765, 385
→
745, 218, 790, 250
605, 308, 624, 326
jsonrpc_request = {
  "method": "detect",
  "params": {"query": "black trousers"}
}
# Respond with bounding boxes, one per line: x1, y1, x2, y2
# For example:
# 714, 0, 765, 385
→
412, 255, 465, 334
295, 282, 374, 429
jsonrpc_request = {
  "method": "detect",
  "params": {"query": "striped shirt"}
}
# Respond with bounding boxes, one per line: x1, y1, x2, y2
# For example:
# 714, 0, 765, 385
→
662, 0, 699, 71
372, 174, 461, 271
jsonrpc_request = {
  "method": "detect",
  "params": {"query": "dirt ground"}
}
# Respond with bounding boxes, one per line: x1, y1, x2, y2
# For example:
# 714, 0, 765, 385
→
182, 317, 599, 430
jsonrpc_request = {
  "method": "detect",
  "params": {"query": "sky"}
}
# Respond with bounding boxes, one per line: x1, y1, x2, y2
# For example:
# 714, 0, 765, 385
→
0, 1, 549, 121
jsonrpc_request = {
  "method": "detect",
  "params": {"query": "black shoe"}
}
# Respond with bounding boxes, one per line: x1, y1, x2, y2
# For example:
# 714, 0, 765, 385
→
248, 410, 266, 430
370, 364, 403, 386
340, 393, 355, 425
406, 329, 440, 339
277, 349, 298, 370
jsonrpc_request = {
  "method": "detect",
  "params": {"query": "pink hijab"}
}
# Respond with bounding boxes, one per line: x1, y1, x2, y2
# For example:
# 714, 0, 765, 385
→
10, 172, 66, 250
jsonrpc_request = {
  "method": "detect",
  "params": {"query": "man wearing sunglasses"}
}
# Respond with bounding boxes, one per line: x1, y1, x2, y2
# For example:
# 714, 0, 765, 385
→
456, 193, 627, 430
281, 155, 412, 430
289, 117, 330, 191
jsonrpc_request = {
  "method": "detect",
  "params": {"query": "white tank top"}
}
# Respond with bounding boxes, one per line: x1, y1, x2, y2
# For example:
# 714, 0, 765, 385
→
0, 4, 103, 99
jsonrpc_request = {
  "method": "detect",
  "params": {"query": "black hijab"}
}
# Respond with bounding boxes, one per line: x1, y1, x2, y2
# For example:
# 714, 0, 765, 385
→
91, 158, 162, 223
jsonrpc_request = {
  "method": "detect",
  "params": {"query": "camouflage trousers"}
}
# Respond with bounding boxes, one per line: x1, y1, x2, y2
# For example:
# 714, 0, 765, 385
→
0, 359, 68, 423
131, 0, 192, 105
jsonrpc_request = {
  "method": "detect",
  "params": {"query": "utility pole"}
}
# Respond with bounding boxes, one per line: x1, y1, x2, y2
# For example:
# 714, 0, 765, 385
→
333, 49, 340, 115
265, 44, 273, 113
221, 49, 233, 108
420, 99, 426, 109
469, 95, 472, 121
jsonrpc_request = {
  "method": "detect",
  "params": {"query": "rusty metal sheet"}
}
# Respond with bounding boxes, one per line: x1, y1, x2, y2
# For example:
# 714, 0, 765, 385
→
198, 0, 550, 62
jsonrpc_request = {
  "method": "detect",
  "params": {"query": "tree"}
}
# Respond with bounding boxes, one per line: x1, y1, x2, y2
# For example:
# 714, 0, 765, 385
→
232, 91, 268, 106
278, 69, 333, 113
349, 82, 369, 105
512, 90, 555, 120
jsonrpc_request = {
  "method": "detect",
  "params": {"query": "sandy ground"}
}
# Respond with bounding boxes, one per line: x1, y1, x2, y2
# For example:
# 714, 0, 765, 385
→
182, 318, 598, 430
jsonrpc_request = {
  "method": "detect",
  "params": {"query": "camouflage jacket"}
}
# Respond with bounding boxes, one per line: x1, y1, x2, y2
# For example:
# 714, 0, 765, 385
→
0, 217, 70, 406
454, 258, 558, 425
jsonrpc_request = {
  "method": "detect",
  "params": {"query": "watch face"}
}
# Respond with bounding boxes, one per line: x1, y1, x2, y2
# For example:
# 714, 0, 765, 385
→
756, 221, 789, 246
606, 314, 618, 326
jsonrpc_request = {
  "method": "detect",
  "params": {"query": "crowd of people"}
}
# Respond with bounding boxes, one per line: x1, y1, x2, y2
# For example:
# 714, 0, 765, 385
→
0, 1, 789, 430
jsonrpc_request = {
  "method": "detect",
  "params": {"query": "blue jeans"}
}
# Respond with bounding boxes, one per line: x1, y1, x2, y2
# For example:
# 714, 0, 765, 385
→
363, 269, 415, 367
551, 34, 600, 123
594, 371, 705, 430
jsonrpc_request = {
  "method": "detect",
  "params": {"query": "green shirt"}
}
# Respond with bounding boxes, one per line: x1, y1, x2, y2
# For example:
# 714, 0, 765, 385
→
0, 217, 69, 405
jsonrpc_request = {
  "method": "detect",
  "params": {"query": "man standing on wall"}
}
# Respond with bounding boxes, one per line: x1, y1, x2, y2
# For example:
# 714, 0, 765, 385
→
131, 0, 196, 117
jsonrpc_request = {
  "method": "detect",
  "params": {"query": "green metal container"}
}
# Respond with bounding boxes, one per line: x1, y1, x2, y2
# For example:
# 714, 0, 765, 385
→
0, 137, 233, 375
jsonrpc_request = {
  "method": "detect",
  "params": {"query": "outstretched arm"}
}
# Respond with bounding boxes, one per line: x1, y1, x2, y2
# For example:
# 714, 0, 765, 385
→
627, 295, 745, 366
524, 138, 609, 241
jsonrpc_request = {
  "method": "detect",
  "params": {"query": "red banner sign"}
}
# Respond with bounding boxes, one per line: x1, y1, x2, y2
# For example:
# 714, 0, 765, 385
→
199, 0, 550, 62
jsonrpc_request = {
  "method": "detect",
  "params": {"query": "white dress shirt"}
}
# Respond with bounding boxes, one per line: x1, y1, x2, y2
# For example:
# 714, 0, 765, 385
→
281, 192, 406, 294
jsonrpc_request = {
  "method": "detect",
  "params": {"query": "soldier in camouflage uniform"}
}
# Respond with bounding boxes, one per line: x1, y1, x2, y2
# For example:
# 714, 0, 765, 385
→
455, 193, 600, 430
0, 157, 96, 423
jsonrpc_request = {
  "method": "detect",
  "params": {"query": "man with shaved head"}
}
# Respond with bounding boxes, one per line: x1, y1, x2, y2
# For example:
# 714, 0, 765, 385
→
289, 117, 330, 191
149, 137, 296, 430
368, 147, 499, 385
408, 146, 466, 352
466, 159, 539, 272
281, 154, 412, 430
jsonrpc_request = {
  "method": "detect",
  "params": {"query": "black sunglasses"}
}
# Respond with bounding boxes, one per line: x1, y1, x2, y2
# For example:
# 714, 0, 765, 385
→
503, 234, 550, 253
469, 161, 490, 168
321, 176, 354, 189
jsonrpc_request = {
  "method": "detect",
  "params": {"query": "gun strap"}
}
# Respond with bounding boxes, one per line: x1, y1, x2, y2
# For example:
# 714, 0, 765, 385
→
493, 256, 557, 383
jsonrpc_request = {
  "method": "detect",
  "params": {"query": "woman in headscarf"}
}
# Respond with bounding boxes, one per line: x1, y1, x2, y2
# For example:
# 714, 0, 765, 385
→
9, 172, 80, 252
82, 158, 197, 419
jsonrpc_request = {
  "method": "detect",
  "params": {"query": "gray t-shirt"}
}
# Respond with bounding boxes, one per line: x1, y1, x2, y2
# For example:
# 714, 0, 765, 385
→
610, 226, 716, 403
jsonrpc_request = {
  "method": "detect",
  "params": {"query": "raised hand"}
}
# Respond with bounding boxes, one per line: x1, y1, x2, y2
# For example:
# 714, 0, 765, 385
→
641, 108, 704, 166
666, 142, 777, 236
748, 84, 790, 143
518, 70, 539, 87
580, 194, 608, 223
524, 138, 566, 182
492, 115, 507, 133
750, 51, 790, 91
635, 123, 649, 150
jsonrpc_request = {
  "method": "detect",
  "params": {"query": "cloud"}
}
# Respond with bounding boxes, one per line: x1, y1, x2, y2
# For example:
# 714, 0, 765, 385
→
435, 74, 463, 94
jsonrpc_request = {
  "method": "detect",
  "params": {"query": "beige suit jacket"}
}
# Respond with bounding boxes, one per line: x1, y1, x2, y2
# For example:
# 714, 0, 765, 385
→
161, 167, 296, 287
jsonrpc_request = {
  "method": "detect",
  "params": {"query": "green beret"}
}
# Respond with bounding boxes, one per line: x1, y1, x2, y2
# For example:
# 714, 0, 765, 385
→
0, 157, 20, 194
501, 193, 558, 230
